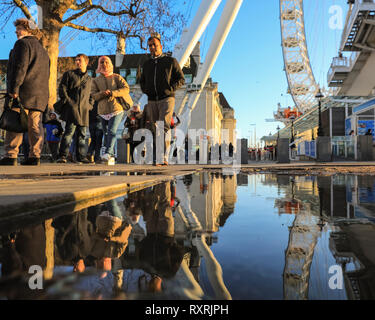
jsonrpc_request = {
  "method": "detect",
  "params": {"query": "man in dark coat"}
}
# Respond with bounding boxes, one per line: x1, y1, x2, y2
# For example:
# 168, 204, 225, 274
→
0, 18, 50, 166
52, 209, 94, 273
140, 32, 185, 166
138, 183, 184, 293
56, 54, 94, 164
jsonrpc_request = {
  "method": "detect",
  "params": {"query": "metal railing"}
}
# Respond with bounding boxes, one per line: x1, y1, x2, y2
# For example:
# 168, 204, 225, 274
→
297, 140, 316, 159
327, 52, 361, 84
341, 0, 375, 51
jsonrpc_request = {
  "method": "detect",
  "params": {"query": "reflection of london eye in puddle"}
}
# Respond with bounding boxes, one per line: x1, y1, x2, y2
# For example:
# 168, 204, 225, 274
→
278, 175, 334, 300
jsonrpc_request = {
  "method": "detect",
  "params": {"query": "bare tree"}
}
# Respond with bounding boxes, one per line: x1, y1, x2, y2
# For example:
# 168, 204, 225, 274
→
0, 0, 185, 105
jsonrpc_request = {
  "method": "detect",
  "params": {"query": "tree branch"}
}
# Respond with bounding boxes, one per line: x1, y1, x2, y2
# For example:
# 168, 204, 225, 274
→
65, 21, 123, 36
63, 6, 93, 23
71, 0, 92, 10
12, 0, 32, 19
63, 1, 145, 24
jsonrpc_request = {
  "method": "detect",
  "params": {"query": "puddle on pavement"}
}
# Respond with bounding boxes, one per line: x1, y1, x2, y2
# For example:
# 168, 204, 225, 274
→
0, 172, 375, 300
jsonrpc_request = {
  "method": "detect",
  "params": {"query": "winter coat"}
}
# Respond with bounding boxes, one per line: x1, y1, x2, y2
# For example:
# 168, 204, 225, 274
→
141, 183, 174, 237
44, 119, 63, 142
90, 219, 132, 259
58, 69, 94, 126
52, 209, 94, 264
89, 102, 102, 127
6, 36, 50, 111
140, 54, 185, 101
1, 224, 46, 276
91, 74, 133, 116
139, 234, 184, 279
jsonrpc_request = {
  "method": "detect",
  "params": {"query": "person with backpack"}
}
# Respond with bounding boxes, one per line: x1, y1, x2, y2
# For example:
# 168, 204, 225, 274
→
123, 104, 143, 163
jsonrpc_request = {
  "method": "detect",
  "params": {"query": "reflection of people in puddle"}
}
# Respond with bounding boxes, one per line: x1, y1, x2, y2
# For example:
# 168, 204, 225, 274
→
52, 208, 94, 274
124, 192, 144, 226
137, 183, 184, 293
0, 224, 47, 299
90, 199, 132, 279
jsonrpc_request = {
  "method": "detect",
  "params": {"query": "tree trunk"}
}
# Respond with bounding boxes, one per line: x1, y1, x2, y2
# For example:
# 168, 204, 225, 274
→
42, 24, 61, 108
38, 0, 68, 107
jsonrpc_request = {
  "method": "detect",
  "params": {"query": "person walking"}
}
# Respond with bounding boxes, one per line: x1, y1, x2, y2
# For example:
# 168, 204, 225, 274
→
0, 18, 50, 166
44, 111, 63, 162
139, 32, 185, 166
91, 56, 133, 165
56, 54, 93, 164
123, 104, 143, 163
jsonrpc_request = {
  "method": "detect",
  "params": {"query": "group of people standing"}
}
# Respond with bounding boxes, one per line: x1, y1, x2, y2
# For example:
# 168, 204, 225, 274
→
0, 18, 185, 166
55, 54, 134, 164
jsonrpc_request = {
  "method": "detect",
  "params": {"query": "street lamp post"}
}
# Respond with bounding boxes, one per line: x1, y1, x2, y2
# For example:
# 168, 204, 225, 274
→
316, 89, 324, 137
250, 123, 256, 148
290, 120, 295, 149
277, 125, 280, 139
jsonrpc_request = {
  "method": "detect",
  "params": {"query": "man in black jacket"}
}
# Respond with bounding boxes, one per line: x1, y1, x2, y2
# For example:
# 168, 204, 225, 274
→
56, 54, 94, 164
140, 33, 185, 165
0, 18, 50, 166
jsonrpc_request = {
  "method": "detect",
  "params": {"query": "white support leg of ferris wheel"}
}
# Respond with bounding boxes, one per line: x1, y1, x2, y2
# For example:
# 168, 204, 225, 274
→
178, 0, 243, 136
174, 0, 223, 67
137, 0, 222, 109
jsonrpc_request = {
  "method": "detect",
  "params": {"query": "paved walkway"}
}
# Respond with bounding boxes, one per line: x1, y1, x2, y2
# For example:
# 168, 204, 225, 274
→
1, 161, 375, 224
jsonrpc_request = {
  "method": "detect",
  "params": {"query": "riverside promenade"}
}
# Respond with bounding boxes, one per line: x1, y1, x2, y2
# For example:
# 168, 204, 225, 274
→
1, 161, 375, 228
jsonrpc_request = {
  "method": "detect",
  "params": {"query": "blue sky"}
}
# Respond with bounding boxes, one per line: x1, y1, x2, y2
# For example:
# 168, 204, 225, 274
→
0, 0, 348, 144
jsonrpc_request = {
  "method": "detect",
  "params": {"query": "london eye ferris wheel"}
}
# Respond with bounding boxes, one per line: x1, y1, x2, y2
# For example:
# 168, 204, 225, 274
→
278, 0, 341, 124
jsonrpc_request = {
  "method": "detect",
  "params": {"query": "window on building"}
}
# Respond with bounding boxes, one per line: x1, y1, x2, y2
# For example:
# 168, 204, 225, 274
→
185, 74, 193, 84
120, 69, 126, 78
127, 76, 137, 86
0, 74, 6, 90
130, 68, 137, 77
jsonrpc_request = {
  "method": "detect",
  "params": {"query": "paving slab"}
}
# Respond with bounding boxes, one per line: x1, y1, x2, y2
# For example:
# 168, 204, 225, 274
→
0, 163, 198, 219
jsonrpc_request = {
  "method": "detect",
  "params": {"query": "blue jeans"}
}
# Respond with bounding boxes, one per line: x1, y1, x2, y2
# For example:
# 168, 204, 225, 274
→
59, 122, 87, 160
88, 121, 104, 161
101, 112, 123, 157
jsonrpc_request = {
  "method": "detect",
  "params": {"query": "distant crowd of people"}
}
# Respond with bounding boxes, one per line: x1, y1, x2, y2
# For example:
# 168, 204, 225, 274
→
248, 146, 276, 161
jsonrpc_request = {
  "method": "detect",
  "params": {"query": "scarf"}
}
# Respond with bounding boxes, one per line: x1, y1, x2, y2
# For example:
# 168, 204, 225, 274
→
96, 56, 114, 77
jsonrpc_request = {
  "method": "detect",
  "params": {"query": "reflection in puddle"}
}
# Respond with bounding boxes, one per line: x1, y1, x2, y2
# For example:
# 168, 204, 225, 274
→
0, 173, 375, 300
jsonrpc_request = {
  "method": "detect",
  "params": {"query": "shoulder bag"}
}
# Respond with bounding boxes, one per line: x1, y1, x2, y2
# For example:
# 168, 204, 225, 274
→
0, 96, 28, 133
116, 96, 133, 111
115, 75, 133, 111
